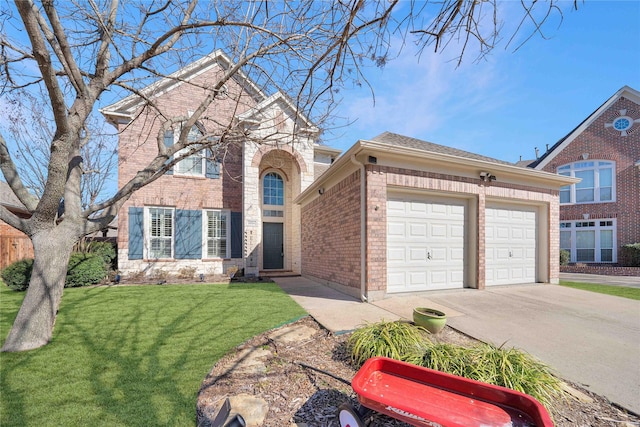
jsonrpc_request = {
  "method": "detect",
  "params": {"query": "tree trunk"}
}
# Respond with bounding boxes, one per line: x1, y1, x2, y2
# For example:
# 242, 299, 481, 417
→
1, 230, 75, 352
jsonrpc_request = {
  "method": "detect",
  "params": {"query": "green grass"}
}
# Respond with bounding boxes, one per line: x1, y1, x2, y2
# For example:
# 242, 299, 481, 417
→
559, 281, 640, 300
0, 282, 306, 426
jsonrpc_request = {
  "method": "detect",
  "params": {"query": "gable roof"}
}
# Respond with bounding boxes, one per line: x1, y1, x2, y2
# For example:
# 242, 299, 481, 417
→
296, 131, 579, 205
100, 50, 266, 124
371, 132, 515, 166
530, 86, 640, 169
237, 91, 319, 135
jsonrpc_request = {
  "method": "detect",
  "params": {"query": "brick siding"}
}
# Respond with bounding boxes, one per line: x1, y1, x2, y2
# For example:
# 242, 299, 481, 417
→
301, 171, 361, 292
117, 66, 252, 259
301, 162, 561, 298
561, 264, 640, 277
539, 96, 640, 254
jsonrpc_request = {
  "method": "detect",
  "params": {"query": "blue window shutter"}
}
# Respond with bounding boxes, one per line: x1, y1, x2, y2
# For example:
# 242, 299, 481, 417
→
231, 212, 242, 259
164, 130, 174, 175
205, 149, 220, 179
128, 207, 144, 260
175, 209, 202, 259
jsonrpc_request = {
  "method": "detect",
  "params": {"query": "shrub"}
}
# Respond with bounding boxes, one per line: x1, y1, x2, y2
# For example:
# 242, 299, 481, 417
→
418, 343, 564, 409
178, 266, 197, 279
347, 320, 429, 366
87, 241, 117, 270
1, 258, 34, 291
619, 243, 640, 267
559, 249, 570, 266
65, 253, 107, 287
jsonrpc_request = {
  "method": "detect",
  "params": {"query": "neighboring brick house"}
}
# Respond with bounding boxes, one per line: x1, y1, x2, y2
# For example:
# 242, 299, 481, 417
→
101, 51, 340, 279
528, 86, 640, 268
296, 132, 577, 301
0, 180, 34, 269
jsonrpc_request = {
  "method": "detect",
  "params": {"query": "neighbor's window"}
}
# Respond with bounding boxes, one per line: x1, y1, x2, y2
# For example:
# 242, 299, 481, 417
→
147, 207, 174, 259
205, 210, 229, 258
558, 161, 614, 204
559, 220, 615, 263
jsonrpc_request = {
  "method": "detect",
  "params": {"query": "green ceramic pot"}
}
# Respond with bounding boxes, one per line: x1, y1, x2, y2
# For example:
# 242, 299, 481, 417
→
413, 307, 447, 334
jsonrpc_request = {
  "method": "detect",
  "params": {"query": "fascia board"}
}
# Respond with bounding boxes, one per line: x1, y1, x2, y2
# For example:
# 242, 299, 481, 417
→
314, 144, 342, 155
296, 138, 579, 205
359, 139, 580, 186
295, 141, 364, 205
101, 50, 267, 120
238, 91, 318, 133
535, 86, 640, 169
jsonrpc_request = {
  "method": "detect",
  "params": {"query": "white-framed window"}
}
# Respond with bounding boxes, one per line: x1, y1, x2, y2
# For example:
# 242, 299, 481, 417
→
146, 207, 174, 259
263, 172, 284, 206
262, 171, 285, 222
204, 209, 230, 258
558, 161, 615, 204
175, 126, 205, 176
559, 219, 616, 263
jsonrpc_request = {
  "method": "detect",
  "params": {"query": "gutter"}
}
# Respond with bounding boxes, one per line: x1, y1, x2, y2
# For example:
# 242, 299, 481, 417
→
350, 155, 368, 302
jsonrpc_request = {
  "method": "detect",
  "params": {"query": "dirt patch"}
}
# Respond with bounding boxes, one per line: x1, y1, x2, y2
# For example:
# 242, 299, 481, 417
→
197, 316, 639, 426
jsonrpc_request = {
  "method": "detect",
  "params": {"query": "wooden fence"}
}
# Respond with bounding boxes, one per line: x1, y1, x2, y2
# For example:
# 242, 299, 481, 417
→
1, 236, 34, 270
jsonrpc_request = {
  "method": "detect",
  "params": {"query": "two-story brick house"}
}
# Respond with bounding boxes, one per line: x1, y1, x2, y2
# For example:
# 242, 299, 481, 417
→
102, 51, 340, 279
529, 86, 640, 267
103, 52, 577, 298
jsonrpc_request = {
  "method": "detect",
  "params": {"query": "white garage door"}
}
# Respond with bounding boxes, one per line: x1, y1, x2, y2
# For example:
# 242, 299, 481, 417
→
387, 195, 466, 293
485, 205, 537, 286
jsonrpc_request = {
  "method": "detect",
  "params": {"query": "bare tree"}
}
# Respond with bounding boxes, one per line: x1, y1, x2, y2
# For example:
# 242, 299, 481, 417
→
1, 88, 117, 210
0, 0, 576, 352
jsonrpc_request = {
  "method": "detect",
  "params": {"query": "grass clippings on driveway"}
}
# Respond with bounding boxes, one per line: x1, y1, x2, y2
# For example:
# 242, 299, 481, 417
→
0, 282, 306, 427
559, 281, 640, 300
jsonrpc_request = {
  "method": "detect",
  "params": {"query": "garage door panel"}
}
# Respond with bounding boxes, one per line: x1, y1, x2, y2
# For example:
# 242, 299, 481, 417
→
410, 223, 428, 238
410, 248, 427, 262
431, 224, 447, 238
387, 196, 466, 293
388, 271, 406, 287
450, 247, 464, 261
486, 206, 537, 286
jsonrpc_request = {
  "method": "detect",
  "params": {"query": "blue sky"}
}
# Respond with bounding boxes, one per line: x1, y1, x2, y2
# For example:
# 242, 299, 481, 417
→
325, 0, 640, 164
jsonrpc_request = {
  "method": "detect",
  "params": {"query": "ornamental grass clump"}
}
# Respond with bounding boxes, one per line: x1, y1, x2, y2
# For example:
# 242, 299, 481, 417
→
419, 342, 565, 409
347, 320, 429, 366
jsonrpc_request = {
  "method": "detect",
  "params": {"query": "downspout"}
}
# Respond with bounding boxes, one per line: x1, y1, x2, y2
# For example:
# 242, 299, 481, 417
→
350, 155, 368, 302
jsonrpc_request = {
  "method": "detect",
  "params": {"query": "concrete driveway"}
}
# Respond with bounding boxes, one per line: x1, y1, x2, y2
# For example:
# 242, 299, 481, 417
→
375, 284, 640, 414
275, 277, 640, 414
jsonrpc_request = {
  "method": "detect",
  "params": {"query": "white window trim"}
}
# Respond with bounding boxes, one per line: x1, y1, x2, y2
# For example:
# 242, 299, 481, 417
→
262, 171, 285, 224
145, 207, 175, 259
558, 161, 616, 205
203, 209, 231, 259
173, 125, 207, 177
560, 219, 616, 263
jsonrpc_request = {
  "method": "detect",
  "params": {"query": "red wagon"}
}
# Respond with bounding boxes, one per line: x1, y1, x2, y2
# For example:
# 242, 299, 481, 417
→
338, 357, 554, 427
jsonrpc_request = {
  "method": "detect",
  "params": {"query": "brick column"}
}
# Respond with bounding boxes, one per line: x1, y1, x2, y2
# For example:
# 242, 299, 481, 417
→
477, 190, 486, 290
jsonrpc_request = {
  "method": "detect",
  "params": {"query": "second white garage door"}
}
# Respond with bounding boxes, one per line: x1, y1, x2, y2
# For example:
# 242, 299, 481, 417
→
387, 195, 466, 293
485, 205, 537, 286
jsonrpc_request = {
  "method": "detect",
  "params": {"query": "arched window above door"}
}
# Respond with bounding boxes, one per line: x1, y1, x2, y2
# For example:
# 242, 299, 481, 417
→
263, 172, 284, 206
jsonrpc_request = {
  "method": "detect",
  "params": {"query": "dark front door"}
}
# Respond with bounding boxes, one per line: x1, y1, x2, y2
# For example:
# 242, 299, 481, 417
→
263, 222, 284, 269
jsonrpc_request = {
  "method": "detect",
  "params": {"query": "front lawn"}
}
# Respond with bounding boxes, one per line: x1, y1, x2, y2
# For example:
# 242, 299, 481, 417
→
559, 281, 640, 300
0, 282, 306, 426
